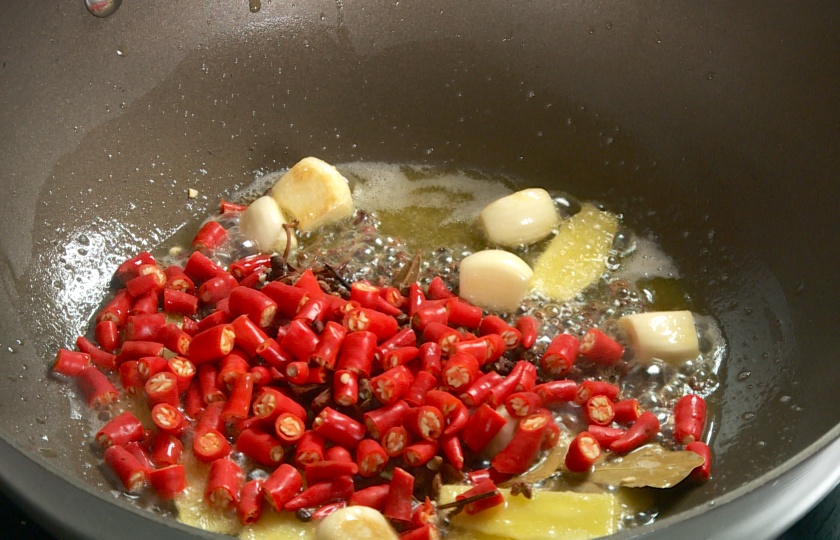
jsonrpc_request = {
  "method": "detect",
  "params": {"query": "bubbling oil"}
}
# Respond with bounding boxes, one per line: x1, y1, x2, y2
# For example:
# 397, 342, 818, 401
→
97, 162, 726, 538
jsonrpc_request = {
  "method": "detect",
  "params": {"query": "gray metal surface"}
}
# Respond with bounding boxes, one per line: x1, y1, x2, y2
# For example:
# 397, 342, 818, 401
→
0, 1, 838, 538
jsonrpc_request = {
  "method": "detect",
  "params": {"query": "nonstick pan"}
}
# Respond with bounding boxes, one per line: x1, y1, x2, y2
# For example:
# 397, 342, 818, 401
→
0, 1, 838, 538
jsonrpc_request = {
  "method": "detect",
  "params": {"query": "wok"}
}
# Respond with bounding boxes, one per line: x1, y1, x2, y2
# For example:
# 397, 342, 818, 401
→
0, 1, 839, 538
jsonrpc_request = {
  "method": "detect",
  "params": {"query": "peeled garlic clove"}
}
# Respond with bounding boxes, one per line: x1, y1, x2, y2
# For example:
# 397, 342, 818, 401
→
479, 188, 559, 247
239, 195, 298, 254
315, 506, 398, 540
459, 250, 533, 312
271, 157, 354, 232
619, 310, 700, 365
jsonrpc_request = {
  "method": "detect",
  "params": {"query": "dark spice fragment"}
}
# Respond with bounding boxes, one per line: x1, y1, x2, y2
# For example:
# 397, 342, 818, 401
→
509, 481, 533, 499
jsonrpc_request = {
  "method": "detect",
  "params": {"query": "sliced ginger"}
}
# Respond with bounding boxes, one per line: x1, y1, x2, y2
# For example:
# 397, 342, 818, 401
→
239, 510, 315, 540
531, 203, 619, 302
439, 485, 619, 540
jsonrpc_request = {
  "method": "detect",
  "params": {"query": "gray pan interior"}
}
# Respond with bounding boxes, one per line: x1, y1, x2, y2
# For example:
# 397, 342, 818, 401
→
0, 1, 838, 538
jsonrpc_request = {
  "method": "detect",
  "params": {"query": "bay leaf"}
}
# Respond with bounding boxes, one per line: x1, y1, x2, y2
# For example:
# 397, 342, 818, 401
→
588, 444, 703, 489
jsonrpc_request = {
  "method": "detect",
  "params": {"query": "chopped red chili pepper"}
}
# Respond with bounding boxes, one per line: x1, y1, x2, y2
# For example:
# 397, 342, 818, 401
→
418, 341, 443, 378
382, 346, 421, 370
575, 380, 620, 405
231, 314, 270, 357
285, 361, 310, 385
95, 411, 145, 448
118, 361, 144, 396
77, 367, 119, 408
404, 370, 439, 408
404, 405, 445, 442
252, 387, 306, 423
514, 315, 539, 350
274, 412, 306, 445
411, 303, 449, 332
350, 281, 381, 308
333, 369, 359, 407
613, 398, 642, 424
263, 464, 303, 511
53, 349, 91, 377
335, 330, 377, 377
382, 426, 411, 458
94, 320, 120, 353
441, 352, 479, 392
460, 404, 507, 453
189, 323, 235, 365
673, 394, 707, 445
579, 328, 625, 365
184, 251, 226, 284
428, 276, 457, 299
404, 440, 440, 467
444, 297, 483, 330
350, 484, 390, 511
295, 296, 330, 325
422, 322, 462, 356
205, 458, 243, 511
164, 265, 195, 293
137, 355, 169, 380
312, 407, 366, 449
151, 433, 183, 467
284, 475, 355, 511
344, 307, 399, 341
534, 379, 578, 405
565, 431, 601, 473
479, 315, 521, 349
504, 391, 543, 418
192, 428, 232, 463
356, 439, 389, 477
145, 371, 180, 408
424, 390, 469, 436
587, 425, 626, 447
76, 336, 117, 371
191, 221, 228, 251
686, 441, 712, 481
491, 409, 553, 475
115, 252, 156, 283
151, 403, 188, 437
198, 272, 239, 305
237, 479, 265, 526
485, 362, 527, 408
261, 281, 310, 319
585, 394, 616, 426
293, 431, 326, 467
610, 411, 661, 453
304, 460, 360, 485
103, 445, 147, 494
370, 365, 414, 405
229, 253, 271, 280
375, 328, 418, 364
220, 373, 254, 422
383, 467, 415, 523
461, 371, 504, 407
363, 400, 410, 440
310, 321, 347, 369
440, 433, 465, 470
149, 464, 187, 500
379, 286, 406, 309
540, 333, 580, 377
